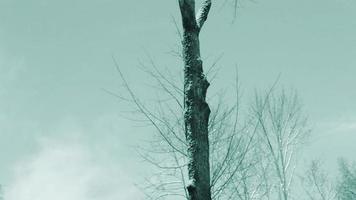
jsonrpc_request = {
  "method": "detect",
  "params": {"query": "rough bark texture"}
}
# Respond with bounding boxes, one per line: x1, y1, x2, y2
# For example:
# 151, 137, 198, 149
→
178, 1, 212, 200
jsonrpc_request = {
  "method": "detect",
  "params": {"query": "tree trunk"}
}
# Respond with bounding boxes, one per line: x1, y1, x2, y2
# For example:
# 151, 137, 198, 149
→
178, 1, 212, 200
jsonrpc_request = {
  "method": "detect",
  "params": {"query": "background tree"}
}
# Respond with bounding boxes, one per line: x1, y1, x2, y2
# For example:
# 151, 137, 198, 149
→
0, 185, 3, 200
250, 89, 310, 200
301, 160, 337, 200
337, 159, 356, 200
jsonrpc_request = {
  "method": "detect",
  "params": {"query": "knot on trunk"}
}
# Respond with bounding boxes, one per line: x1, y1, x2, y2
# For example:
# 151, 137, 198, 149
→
200, 75, 209, 97
187, 179, 197, 193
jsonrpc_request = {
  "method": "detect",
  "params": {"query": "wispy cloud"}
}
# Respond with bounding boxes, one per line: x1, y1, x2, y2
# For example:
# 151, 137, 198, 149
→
334, 121, 356, 133
4, 137, 142, 200
317, 118, 356, 135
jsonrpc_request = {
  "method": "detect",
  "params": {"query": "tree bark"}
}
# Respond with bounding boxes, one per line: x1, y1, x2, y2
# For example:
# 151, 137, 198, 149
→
178, 1, 212, 200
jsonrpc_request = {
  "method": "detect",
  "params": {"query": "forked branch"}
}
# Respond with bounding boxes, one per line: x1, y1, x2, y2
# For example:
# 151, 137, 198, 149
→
178, 0, 212, 32
196, 0, 212, 30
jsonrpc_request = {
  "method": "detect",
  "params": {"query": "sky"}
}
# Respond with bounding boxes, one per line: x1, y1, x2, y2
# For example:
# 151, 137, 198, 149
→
0, 0, 356, 199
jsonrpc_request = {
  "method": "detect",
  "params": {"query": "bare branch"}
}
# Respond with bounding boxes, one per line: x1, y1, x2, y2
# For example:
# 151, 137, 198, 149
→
196, 0, 212, 30
178, 0, 198, 31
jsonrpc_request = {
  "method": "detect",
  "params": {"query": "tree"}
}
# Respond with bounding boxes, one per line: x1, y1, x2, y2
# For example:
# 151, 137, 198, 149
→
337, 159, 356, 200
301, 160, 337, 200
112, 0, 248, 199
0, 185, 3, 200
112, 1, 311, 200
113, 58, 255, 200
114, 60, 310, 199
125, 1, 214, 199
251, 89, 310, 200
177, 1, 212, 199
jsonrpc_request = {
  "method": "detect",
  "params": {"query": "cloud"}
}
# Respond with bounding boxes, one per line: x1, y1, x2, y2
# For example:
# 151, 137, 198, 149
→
318, 118, 356, 135
334, 121, 356, 133
4, 137, 142, 200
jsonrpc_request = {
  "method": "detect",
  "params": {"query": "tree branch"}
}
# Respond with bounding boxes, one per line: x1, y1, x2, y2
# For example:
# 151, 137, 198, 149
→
196, 0, 212, 30
178, 0, 198, 31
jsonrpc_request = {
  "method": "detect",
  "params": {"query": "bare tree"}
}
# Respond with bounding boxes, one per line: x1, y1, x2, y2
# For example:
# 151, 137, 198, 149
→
132, 1, 239, 199
177, 1, 213, 199
110, 1, 311, 199
301, 160, 337, 200
112, 57, 256, 200
337, 159, 356, 200
251, 89, 310, 200
112, 57, 309, 200
0, 185, 3, 200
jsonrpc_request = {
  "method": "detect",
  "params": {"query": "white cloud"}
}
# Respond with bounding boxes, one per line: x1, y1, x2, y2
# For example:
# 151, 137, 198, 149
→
4, 137, 142, 200
335, 121, 356, 132
318, 118, 356, 134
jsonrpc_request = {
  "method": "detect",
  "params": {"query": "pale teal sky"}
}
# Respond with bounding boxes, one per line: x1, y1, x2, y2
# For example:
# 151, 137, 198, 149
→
0, 0, 356, 199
